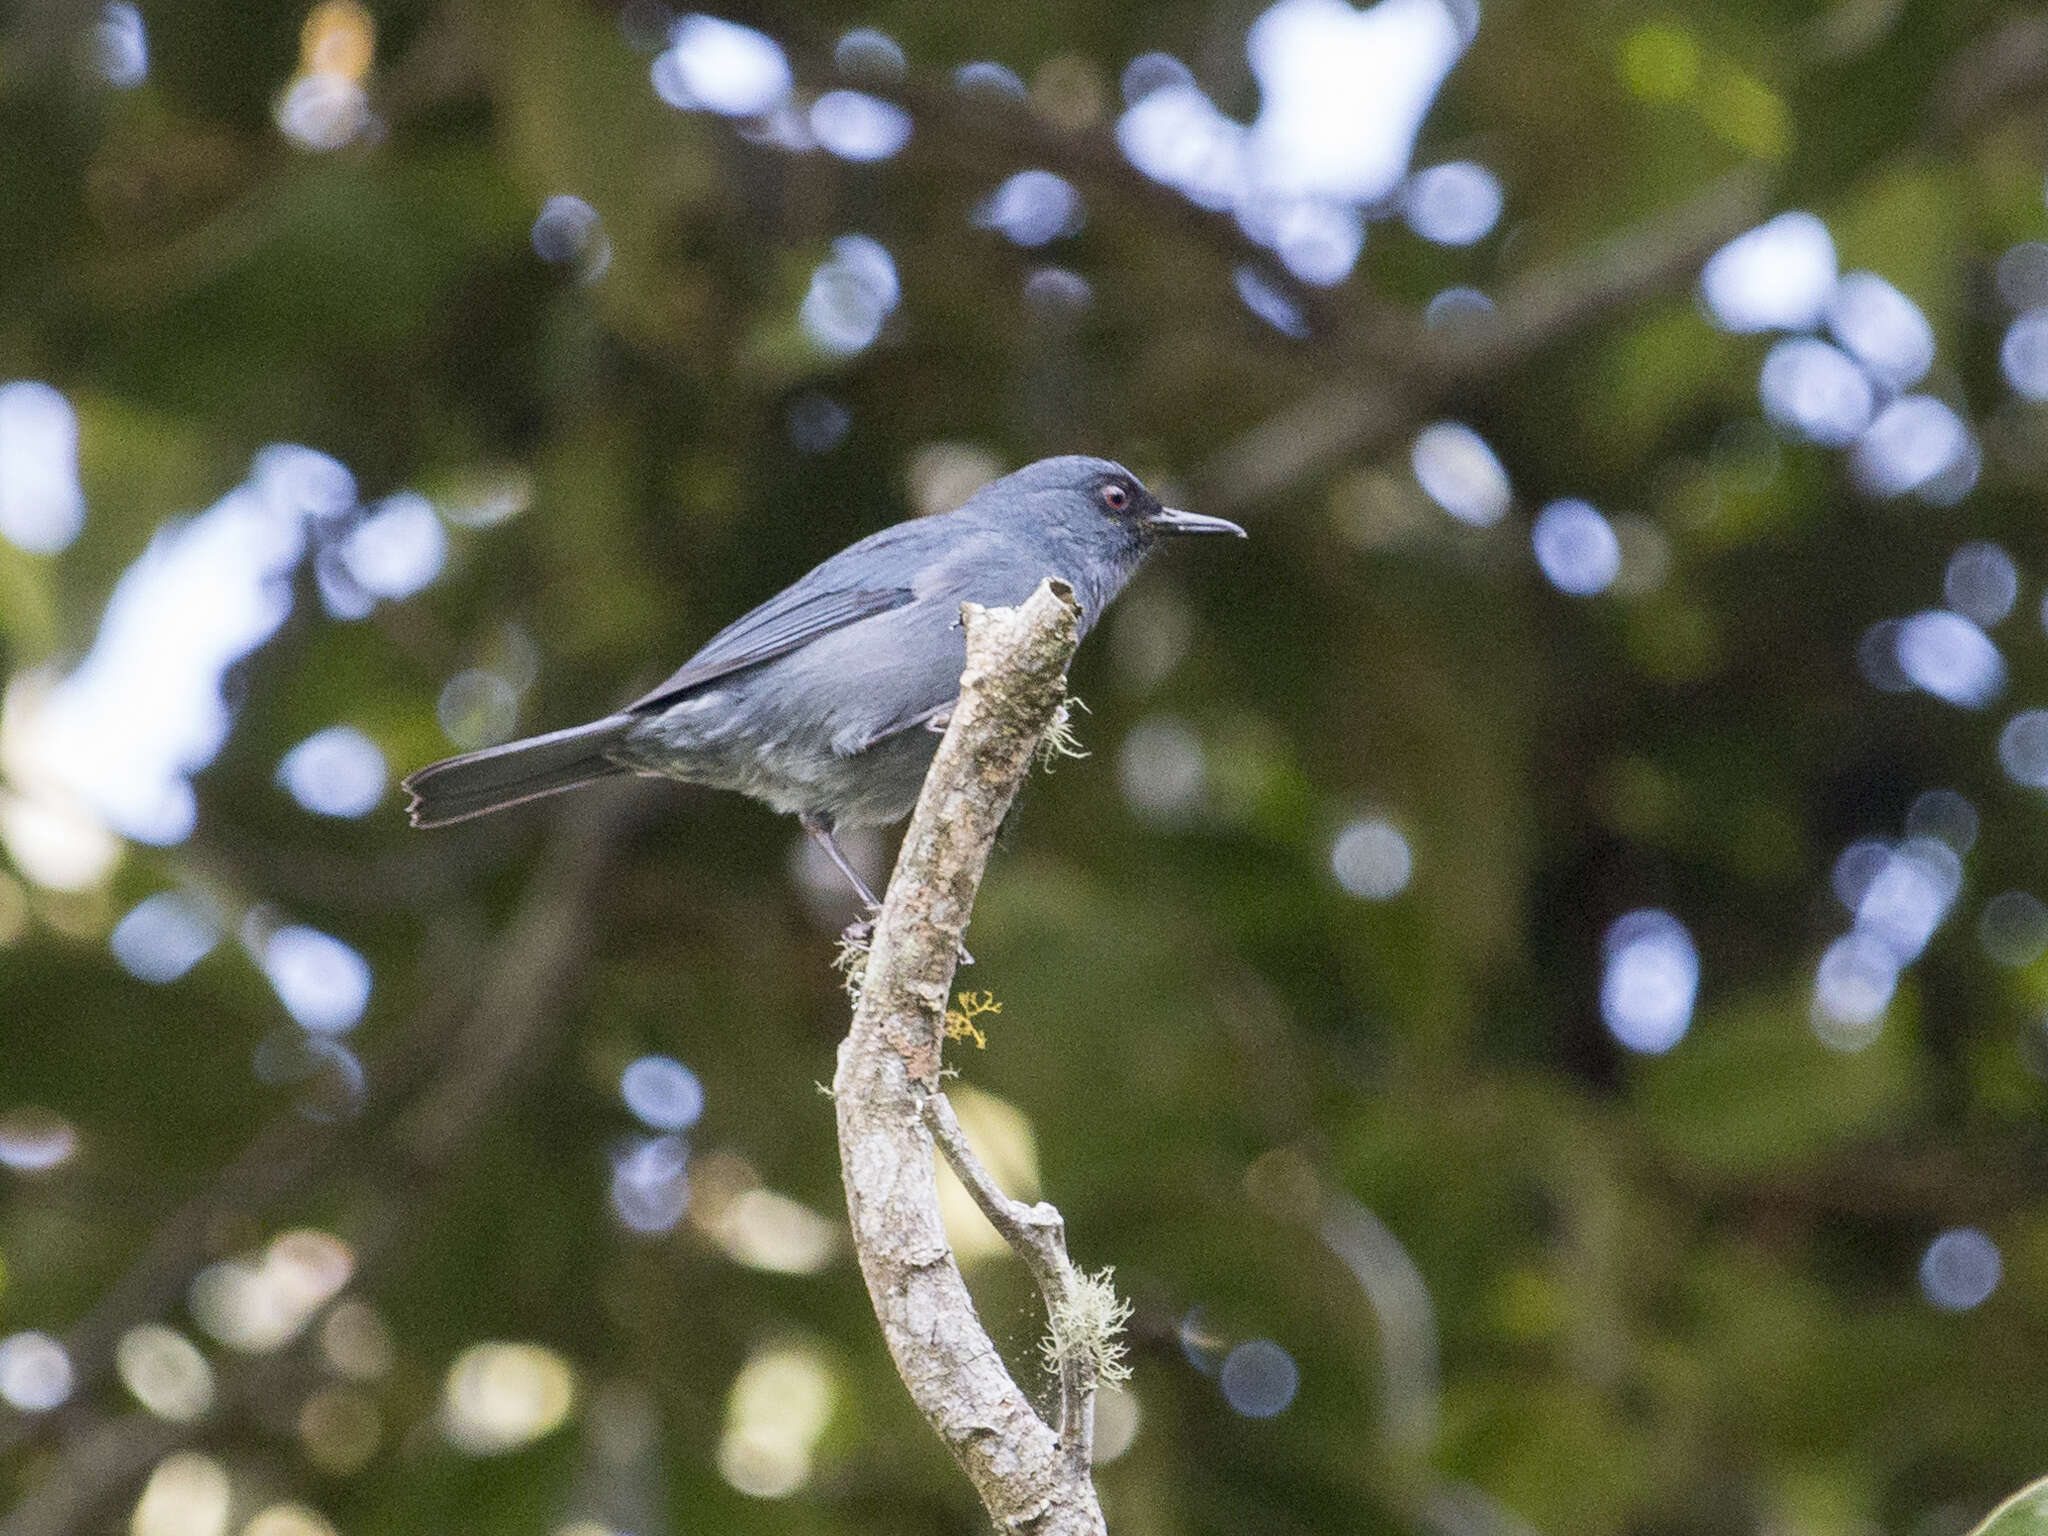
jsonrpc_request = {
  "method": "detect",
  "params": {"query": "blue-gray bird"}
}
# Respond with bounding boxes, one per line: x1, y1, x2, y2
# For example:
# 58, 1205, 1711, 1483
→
402, 455, 1244, 904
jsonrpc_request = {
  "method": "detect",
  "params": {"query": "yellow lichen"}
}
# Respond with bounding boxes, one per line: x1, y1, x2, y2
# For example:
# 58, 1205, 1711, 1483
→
944, 990, 1002, 1048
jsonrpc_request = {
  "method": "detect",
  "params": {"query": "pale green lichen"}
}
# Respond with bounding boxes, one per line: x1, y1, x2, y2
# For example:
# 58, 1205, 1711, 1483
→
1037, 694, 1090, 771
832, 930, 871, 1001
1041, 1264, 1132, 1387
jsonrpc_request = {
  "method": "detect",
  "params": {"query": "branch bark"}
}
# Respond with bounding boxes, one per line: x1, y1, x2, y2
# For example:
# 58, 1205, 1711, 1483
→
832, 578, 1108, 1534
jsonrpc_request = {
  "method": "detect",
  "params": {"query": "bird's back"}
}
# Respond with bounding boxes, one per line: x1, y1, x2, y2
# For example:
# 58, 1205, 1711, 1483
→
613, 504, 1075, 825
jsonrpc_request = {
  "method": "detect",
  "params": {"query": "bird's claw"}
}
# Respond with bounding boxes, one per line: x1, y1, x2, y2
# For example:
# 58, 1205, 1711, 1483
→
837, 916, 973, 968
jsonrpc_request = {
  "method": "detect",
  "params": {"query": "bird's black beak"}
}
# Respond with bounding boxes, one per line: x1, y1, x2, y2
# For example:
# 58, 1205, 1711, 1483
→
1145, 507, 1248, 538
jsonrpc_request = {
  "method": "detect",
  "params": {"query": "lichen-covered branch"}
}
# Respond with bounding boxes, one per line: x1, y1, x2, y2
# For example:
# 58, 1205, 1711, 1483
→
831, 578, 1109, 1534
925, 1094, 1128, 1483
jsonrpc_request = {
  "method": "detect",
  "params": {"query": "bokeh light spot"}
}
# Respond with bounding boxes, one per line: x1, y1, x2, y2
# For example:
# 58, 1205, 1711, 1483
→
1232, 266, 1308, 338
1244, 0, 1466, 204
706, 1188, 840, 1273
299, 1385, 381, 1475
1826, 272, 1934, 390
1905, 788, 1977, 854
652, 15, 790, 116
531, 195, 608, 279
112, 892, 219, 983
1944, 542, 2018, 628
1600, 909, 1698, 1053
1700, 212, 1835, 333
1424, 286, 1494, 329
1920, 1228, 2001, 1311
834, 27, 905, 83
275, 70, 370, 152
718, 1343, 836, 1498
1894, 611, 2003, 708
1620, 21, 1699, 100
90, 3, 149, 88
0, 381, 86, 554
1024, 267, 1094, 315
2003, 310, 2048, 400
130, 1451, 229, 1536
1996, 243, 2048, 311
810, 91, 912, 161
243, 1504, 340, 1536
1758, 337, 1873, 447
1401, 161, 1502, 246
1812, 931, 1899, 1050
1979, 891, 2048, 968
1330, 818, 1413, 900
0, 1106, 79, 1172
786, 393, 850, 453
2001, 710, 2048, 788
1119, 717, 1206, 821
973, 171, 1085, 247
342, 492, 446, 600
1531, 499, 1621, 596
320, 1298, 395, 1381
0, 1331, 72, 1411
437, 669, 519, 750
610, 1134, 691, 1234
1856, 837, 1960, 964
1410, 422, 1511, 526
1094, 1382, 1141, 1461
800, 236, 901, 356
953, 61, 1027, 100
1219, 1338, 1299, 1417
620, 1055, 704, 1130
1850, 396, 1975, 501
277, 726, 386, 818
442, 1341, 577, 1455
115, 1324, 215, 1423
189, 1230, 353, 1354
262, 925, 371, 1034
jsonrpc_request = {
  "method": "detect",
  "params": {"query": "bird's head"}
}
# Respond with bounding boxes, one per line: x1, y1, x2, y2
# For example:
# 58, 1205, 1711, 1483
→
976, 455, 1247, 547
959, 455, 1245, 632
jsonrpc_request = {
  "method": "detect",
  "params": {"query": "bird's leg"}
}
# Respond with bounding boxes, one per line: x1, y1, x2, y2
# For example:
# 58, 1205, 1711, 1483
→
802, 812, 973, 967
802, 812, 881, 910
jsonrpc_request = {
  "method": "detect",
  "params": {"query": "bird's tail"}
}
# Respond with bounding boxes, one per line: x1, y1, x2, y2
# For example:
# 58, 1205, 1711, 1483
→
402, 716, 636, 828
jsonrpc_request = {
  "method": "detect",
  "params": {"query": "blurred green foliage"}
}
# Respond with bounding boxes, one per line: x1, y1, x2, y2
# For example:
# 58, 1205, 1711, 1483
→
5, 1, 2048, 1533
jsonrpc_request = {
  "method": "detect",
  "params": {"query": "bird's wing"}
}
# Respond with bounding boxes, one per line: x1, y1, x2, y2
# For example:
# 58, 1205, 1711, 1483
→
840, 698, 955, 756
626, 582, 917, 714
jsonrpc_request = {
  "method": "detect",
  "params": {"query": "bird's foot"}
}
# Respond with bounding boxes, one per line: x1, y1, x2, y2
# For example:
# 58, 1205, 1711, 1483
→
836, 916, 973, 968
923, 709, 953, 734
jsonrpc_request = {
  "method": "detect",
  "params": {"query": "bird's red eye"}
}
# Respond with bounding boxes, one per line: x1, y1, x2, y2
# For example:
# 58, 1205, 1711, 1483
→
1100, 483, 1129, 511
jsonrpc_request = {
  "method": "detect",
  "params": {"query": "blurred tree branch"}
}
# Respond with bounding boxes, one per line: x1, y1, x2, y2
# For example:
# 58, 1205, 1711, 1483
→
832, 578, 1111, 1534
1194, 164, 1773, 511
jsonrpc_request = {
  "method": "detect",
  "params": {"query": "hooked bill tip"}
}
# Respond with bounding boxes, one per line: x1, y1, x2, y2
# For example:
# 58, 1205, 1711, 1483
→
1148, 507, 1248, 539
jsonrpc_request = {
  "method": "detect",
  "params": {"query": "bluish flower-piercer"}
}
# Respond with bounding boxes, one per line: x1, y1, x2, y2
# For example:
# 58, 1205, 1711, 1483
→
403, 455, 1244, 901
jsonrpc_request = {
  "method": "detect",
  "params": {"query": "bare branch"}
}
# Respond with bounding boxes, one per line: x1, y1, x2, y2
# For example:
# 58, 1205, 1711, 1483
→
832, 578, 1108, 1534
